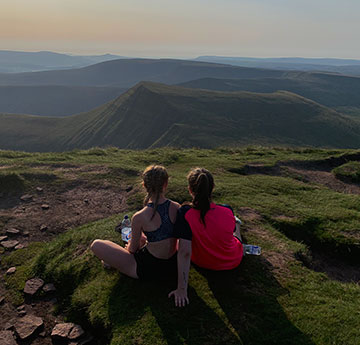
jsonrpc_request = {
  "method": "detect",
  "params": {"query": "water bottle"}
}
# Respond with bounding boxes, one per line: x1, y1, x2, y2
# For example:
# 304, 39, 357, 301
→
243, 244, 261, 256
121, 215, 131, 243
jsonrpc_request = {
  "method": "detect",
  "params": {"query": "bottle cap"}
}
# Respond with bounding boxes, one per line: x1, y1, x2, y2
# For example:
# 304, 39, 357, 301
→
124, 215, 129, 219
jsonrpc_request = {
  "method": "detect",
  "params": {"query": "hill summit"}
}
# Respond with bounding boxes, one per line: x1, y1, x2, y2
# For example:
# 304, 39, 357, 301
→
0, 82, 360, 151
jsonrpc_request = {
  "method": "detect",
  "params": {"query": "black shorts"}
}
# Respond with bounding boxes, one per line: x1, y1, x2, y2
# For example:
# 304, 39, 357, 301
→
134, 247, 177, 281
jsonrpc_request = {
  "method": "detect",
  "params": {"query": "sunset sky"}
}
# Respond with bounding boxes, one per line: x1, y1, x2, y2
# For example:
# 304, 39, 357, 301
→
1, 0, 359, 58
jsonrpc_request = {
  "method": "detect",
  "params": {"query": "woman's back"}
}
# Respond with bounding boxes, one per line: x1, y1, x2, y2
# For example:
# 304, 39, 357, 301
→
135, 199, 179, 259
180, 203, 243, 270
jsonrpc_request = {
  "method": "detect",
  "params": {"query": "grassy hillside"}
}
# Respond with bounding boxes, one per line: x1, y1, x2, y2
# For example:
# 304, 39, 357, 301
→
1, 147, 360, 345
0, 85, 126, 116
1, 82, 360, 152
178, 72, 360, 108
0, 58, 284, 87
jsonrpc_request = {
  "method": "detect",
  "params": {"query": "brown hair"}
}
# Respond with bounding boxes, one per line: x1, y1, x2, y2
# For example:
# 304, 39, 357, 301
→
142, 165, 169, 219
187, 167, 214, 225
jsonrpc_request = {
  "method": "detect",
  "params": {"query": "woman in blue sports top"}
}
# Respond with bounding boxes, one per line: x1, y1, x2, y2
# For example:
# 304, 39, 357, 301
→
91, 165, 180, 280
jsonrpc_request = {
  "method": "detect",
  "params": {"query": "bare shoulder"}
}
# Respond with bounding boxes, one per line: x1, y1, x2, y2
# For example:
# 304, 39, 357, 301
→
131, 207, 148, 224
169, 200, 181, 210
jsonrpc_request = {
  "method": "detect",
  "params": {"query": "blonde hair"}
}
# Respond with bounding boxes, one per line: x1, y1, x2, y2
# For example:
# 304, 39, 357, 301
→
142, 165, 169, 219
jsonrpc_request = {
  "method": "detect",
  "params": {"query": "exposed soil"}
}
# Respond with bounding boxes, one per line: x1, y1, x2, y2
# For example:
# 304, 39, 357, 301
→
0, 164, 134, 344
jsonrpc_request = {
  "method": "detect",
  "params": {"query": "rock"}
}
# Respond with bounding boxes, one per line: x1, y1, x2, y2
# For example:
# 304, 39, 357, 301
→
84, 199, 89, 203
1, 240, 19, 249
20, 194, 33, 202
14, 315, 43, 340
36, 187, 43, 193
24, 278, 44, 296
39, 331, 46, 337
43, 283, 56, 293
15, 243, 26, 250
0, 296, 5, 304
6, 228, 20, 236
51, 322, 75, 340
4, 322, 14, 330
0, 235, 8, 242
23, 231, 30, 237
0, 331, 17, 345
6, 267, 16, 275
41, 204, 50, 210
68, 324, 85, 340
18, 310, 27, 316
17, 305, 26, 311
40, 225, 48, 232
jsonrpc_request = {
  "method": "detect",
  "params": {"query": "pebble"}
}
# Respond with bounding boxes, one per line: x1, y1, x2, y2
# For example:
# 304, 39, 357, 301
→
23, 231, 30, 237
43, 283, 56, 293
1, 240, 19, 249
14, 315, 43, 340
6, 267, 16, 275
41, 204, 50, 210
20, 194, 33, 202
15, 243, 26, 250
18, 310, 27, 316
17, 305, 26, 311
6, 228, 20, 236
24, 278, 44, 296
40, 225, 48, 232
36, 187, 43, 193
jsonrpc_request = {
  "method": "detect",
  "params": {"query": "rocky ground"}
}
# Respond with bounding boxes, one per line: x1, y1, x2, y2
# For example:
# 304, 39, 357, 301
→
0, 169, 132, 344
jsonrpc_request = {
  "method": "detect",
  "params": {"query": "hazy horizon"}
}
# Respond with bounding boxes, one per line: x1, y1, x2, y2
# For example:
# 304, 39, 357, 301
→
1, 0, 360, 59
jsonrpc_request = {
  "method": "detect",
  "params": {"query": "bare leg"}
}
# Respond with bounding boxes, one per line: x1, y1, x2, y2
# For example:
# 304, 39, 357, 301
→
90, 239, 138, 279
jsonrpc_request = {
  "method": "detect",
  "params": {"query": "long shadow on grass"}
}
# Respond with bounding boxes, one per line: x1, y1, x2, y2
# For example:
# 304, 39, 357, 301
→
108, 276, 243, 345
194, 256, 315, 345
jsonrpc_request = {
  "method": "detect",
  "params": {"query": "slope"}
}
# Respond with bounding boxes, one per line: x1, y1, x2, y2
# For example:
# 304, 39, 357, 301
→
0, 58, 284, 88
178, 72, 360, 108
1, 82, 360, 151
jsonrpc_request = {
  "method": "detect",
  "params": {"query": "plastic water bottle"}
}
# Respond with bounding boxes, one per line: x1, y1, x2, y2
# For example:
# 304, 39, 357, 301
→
244, 244, 261, 256
119, 215, 132, 243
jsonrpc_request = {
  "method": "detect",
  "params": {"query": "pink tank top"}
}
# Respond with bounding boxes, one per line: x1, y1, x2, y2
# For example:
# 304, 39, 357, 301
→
185, 203, 243, 270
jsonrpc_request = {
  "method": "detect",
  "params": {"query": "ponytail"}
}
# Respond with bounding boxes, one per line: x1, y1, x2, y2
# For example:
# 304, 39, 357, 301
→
187, 168, 214, 226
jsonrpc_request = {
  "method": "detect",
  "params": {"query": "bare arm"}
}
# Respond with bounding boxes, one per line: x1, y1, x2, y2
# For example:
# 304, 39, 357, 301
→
168, 239, 192, 307
127, 213, 143, 254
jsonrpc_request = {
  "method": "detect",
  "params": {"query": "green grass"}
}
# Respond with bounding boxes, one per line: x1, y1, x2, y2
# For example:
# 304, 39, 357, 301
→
332, 161, 360, 183
1, 147, 360, 344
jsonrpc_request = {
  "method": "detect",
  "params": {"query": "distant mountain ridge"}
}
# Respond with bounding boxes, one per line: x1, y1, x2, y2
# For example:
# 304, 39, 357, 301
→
0, 82, 359, 152
0, 58, 284, 87
0, 50, 124, 73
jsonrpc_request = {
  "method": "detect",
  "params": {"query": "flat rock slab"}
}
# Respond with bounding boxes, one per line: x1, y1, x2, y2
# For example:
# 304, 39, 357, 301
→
51, 323, 75, 339
6, 228, 20, 235
15, 243, 26, 250
36, 187, 43, 193
14, 315, 43, 340
43, 283, 56, 293
0, 331, 17, 345
1, 240, 19, 249
69, 325, 85, 340
41, 204, 50, 210
40, 225, 48, 232
0, 235, 8, 242
20, 194, 33, 202
24, 278, 44, 296
6, 267, 16, 275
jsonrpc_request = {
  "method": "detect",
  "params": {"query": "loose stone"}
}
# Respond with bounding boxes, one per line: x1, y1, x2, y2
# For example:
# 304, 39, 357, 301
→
6, 267, 16, 275
14, 315, 43, 340
43, 283, 56, 293
68, 324, 85, 340
1, 240, 19, 249
24, 278, 44, 296
20, 194, 33, 202
0, 331, 17, 345
51, 323, 75, 339
22, 231, 30, 237
41, 204, 50, 210
36, 187, 43, 193
0, 296, 5, 304
6, 228, 20, 236
0, 235, 8, 242
40, 225, 48, 232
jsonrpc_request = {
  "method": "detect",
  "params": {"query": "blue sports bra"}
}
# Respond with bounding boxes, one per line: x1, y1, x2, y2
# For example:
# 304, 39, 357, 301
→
143, 200, 175, 242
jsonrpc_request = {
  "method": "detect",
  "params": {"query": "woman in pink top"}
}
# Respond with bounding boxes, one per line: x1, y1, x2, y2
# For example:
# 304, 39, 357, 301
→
169, 168, 243, 307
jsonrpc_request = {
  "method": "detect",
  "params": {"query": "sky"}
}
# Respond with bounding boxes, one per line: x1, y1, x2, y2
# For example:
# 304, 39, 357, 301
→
1, 0, 360, 58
